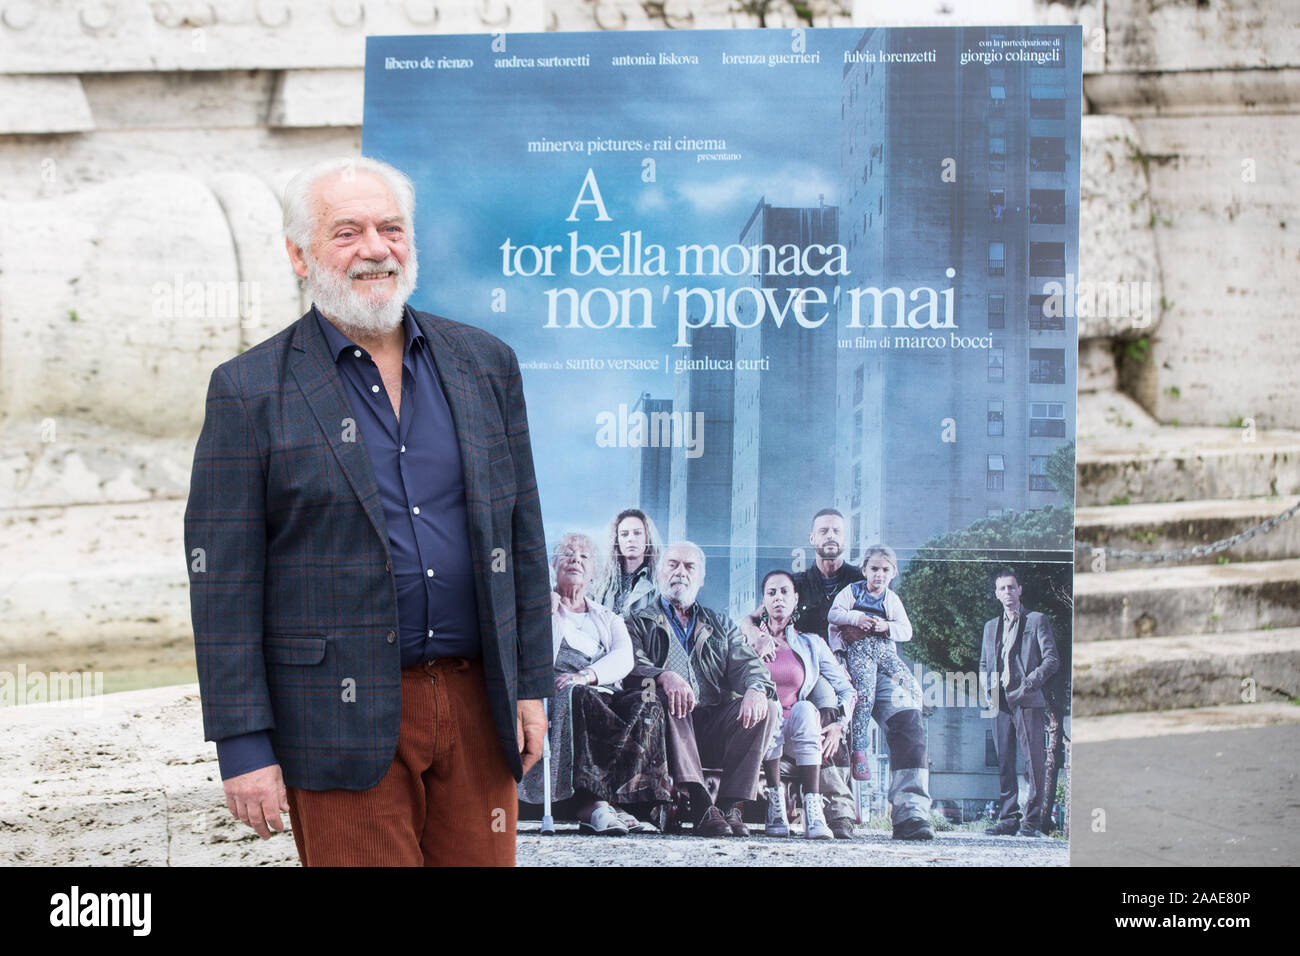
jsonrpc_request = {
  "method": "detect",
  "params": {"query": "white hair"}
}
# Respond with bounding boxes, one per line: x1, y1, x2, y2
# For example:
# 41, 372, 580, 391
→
551, 532, 602, 595
282, 156, 416, 252
662, 540, 706, 577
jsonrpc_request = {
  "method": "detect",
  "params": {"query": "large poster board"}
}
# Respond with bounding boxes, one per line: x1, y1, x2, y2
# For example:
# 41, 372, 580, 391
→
364, 25, 1080, 854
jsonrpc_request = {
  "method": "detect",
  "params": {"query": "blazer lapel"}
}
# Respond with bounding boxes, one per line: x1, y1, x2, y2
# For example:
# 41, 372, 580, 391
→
287, 311, 390, 557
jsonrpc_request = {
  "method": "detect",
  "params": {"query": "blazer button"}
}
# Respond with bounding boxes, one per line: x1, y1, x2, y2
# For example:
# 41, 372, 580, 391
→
386, 631, 396, 644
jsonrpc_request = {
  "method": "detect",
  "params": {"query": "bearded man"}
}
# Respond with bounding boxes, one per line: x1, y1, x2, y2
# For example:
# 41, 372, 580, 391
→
184, 156, 551, 866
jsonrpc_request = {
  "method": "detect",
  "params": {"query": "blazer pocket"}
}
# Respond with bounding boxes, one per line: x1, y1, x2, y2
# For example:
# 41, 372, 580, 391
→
264, 634, 327, 665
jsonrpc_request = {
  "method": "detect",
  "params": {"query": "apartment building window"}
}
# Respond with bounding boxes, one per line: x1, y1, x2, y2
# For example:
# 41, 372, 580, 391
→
988, 241, 1005, 276
1029, 348, 1066, 384
990, 85, 1006, 111
1029, 455, 1053, 491
988, 136, 1006, 172
1030, 402, 1066, 437
854, 364, 865, 405
1030, 84, 1066, 119
989, 189, 1006, 222
988, 347, 1005, 382
1029, 293, 1066, 330
1030, 137, 1066, 172
987, 399, 1004, 436
987, 454, 1005, 491
1030, 241, 1066, 276
988, 293, 1005, 330
1030, 188, 1066, 224
852, 463, 862, 509
855, 408, 864, 455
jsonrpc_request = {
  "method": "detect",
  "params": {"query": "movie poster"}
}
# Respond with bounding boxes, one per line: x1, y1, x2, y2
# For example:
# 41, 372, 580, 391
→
364, 25, 1080, 858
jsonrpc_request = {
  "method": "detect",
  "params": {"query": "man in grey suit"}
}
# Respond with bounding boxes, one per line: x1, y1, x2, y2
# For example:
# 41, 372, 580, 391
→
980, 567, 1060, 838
185, 156, 551, 865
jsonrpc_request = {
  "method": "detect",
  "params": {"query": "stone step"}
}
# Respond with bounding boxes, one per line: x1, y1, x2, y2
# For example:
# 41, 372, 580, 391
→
1072, 701, 1300, 744
1073, 559, 1300, 641
1074, 496, 1300, 571
0, 499, 190, 652
1076, 423, 1300, 507
1073, 629, 1300, 717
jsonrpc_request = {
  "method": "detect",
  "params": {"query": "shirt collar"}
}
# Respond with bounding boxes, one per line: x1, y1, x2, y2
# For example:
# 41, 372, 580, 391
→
313, 304, 424, 363
660, 595, 696, 627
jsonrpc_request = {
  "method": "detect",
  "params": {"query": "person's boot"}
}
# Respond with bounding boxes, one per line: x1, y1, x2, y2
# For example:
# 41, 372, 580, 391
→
764, 785, 790, 837
802, 792, 834, 839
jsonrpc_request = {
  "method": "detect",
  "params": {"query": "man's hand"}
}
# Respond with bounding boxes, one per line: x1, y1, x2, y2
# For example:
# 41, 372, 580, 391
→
821, 722, 843, 761
223, 764, 289, 840
869, 616, 889, 636
737, 687, 768, 729
657, 670, 696, 719
839, 623, 870, 644
517, 698, 547, 775
742, 622, 777, 662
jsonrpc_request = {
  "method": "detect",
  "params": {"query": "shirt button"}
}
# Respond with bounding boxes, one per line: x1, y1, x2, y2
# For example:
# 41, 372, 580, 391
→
412, 506, 420, 515
371, 384, 380, 393
426, 568, 435, 577
427, 628, 434, 638
400, 445, 406, 453
386, 631, 396, 644
353, 349, 362, 358
385, 560, 392, 572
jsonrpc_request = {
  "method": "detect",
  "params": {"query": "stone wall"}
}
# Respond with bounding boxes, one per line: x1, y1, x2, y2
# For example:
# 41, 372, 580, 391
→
0, 0, 1296, 651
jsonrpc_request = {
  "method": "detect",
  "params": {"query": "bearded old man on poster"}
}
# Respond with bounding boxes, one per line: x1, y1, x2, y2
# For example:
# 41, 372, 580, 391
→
184, 156, 552, 866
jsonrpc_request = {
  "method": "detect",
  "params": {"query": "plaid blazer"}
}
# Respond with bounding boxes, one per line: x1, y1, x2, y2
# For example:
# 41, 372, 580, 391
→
184, 308, 553, 790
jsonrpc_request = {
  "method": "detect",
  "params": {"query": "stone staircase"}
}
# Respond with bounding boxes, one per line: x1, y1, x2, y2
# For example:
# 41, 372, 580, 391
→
1072, 391, 1300, 720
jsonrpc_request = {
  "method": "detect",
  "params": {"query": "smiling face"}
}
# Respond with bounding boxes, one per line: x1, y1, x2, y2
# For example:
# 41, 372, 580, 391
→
762, 573, 797, 626
658, 544, 704, 608
616, 515, 647, 567
995, 573, 1023, 614
286, 170, 417, 337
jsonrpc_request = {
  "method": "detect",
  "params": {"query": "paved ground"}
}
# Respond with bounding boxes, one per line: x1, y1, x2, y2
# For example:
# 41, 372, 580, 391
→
517, 823, 1068, 866
1069, 723, 1300, 866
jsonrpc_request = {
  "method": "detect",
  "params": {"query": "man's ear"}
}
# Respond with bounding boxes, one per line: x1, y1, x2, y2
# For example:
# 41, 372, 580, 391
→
285, 238, 309, 278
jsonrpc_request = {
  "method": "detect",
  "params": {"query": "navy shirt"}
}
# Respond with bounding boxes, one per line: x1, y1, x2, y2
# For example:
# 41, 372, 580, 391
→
216, 306, 481, 780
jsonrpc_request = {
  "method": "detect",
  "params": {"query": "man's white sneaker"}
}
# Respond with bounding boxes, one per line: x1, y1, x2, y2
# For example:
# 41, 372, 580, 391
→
765, 785, 790, 837
803, 792, 834, 839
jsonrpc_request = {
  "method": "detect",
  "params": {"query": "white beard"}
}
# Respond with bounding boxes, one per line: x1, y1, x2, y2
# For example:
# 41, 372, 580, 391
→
304, 245, 419, 338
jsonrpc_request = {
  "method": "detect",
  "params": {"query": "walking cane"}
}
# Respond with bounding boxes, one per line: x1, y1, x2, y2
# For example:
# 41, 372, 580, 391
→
540, 696, 555, 835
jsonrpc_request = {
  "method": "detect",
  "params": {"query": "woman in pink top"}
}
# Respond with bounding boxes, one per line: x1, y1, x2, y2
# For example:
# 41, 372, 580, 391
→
754, 570, 857, 839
